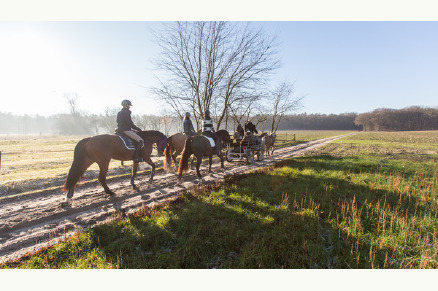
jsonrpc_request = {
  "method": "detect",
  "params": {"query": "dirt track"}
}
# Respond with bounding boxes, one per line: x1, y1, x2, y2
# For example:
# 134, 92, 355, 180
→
0, 134, 353, 264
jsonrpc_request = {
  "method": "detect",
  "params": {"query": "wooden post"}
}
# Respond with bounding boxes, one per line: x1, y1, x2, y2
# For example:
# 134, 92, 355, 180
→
286, 132, 288, 141
294, 134, 296, 141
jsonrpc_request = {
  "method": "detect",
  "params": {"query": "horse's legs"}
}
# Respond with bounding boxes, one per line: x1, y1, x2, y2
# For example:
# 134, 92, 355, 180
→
208, 156, 213, 173
196, 154, 203, 180
143, 155, 156, 182
62, 158, 94, 207
97, 161, 114, 195
219, 151, 225, 171
131, 162, 140, 190
172, 152, 177, 167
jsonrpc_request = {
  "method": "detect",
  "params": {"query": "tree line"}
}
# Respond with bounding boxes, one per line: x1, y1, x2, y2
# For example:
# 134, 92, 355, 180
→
0, 111, 359, 135
354, 106, 438, 131
3, 106, 437, 135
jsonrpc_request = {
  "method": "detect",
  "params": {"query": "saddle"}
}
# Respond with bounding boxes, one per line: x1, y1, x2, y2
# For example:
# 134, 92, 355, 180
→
115, 129, 139, 150
201, 135, 215, 148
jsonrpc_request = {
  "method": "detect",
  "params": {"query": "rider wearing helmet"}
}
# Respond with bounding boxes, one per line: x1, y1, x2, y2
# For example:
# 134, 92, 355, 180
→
202, 109, 220, 155
117, 99, 144, 163
182, 112, 196, 136
236, 123, 244, 139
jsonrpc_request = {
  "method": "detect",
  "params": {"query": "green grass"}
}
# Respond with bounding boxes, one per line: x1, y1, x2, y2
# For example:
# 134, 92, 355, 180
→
3, 131, 438, 269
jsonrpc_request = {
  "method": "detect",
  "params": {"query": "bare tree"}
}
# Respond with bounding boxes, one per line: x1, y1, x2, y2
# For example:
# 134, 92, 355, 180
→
151, 22, 279, 129
64, 92, 79, 116
269, 81, 304, 133
99, 107, 118, 133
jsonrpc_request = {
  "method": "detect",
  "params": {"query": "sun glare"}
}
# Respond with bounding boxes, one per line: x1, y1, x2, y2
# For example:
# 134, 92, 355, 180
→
0, 28, 74, 115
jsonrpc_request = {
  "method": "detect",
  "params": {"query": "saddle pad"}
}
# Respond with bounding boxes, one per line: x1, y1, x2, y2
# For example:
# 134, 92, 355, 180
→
202, 135, 215, 148
116, 134, 136, 150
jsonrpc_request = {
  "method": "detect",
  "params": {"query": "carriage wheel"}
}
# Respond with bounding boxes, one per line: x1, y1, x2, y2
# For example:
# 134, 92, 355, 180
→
246, 150, 254, 164
226, 150, 233, 163
257, 150, 264, 161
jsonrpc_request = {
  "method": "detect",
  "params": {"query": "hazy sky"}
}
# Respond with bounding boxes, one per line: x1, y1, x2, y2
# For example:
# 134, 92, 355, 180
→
0, 21, 437, 116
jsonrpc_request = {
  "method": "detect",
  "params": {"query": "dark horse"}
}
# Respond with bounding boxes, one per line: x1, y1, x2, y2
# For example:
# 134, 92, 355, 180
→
62, 130, 168, 206
177, 133, 225, 184
216, 129, 232, 147
244, 121, 258, 134
163, 129, 231, 171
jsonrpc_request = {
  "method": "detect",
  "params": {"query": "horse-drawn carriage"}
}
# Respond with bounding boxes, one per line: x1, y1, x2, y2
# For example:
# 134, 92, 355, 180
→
225, 132, 264, 164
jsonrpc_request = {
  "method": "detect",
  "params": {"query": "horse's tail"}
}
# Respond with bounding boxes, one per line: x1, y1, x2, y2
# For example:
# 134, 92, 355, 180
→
62, 137, 91, 192
163, 136, 173, 171
178, 137, 193, 174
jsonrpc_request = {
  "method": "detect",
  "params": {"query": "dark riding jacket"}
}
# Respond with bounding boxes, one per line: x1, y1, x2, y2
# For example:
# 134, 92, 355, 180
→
183, 118, 196, 135
116, 108, 141, 132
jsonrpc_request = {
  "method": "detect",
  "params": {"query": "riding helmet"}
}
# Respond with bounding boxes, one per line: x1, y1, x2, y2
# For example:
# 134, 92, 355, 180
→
121, 99, 132, 107
185, 112, 191, 117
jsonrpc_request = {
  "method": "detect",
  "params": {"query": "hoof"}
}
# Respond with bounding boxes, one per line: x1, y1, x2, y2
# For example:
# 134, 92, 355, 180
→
106, 190, 115, 196
60, 198, 72, 208
132, 185, 140, 191
221, 168, 225, 173
149, 177, 154, 183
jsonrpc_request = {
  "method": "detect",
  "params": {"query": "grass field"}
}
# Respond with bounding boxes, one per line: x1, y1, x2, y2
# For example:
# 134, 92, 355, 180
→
2, 130, 437, 269
0, 131, 352, 197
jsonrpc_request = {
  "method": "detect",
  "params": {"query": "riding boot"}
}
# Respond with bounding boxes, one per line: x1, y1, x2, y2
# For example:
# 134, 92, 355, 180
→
134, 140, 144, 163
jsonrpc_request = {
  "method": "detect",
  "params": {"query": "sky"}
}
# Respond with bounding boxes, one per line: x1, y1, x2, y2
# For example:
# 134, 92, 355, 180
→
0, 21, 437, 116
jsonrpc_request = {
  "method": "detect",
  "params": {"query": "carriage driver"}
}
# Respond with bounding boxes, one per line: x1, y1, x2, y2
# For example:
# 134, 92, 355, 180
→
202, 109, 220, 155
117, 99, 144, 163
182, 112, 196, 136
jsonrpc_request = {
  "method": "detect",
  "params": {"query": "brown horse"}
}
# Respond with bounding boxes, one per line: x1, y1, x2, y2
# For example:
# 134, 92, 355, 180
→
163, 130, 231, 171
177, 134, 225, 184
260, 132, 276, 156
62, 130, 168, 207
163, 133, 187, 171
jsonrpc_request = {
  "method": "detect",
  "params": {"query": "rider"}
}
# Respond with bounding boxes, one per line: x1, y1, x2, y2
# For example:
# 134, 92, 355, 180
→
202, 109, 220, 155
182, 112, 196, 136
116, 99, 144, 163
245, 120, 258, 134
236, 123, 244, 138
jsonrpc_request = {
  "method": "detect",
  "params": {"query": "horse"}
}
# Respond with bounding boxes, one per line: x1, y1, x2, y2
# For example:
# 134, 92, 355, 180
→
216, 129, 231, 148
260, 132, 276, 156
177, 134, 225, 184
163, 130, 230, 171
61, 130, 168, 207
244, 121, 258, 134
163, 133, 187, 171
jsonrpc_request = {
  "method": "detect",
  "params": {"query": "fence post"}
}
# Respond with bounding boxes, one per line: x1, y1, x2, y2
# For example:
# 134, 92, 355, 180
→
294, 134, 296, 141
286, 133, 288, 141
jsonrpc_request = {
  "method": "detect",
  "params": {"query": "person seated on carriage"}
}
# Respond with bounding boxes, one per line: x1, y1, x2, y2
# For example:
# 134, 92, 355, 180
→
241, 129, 253, 145
236, 123, 244, 139
116, 99, 144, 163
182, 112, 196, 137
202, 109, 220, 155
244, 120, 258, 134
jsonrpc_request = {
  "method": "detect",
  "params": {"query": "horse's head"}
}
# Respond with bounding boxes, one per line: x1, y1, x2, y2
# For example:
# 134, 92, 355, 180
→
156, 136, 168, 157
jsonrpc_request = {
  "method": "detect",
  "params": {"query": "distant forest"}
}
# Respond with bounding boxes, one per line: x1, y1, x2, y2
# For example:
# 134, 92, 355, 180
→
1, 106, 437, 135
354, 106, 438, 131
